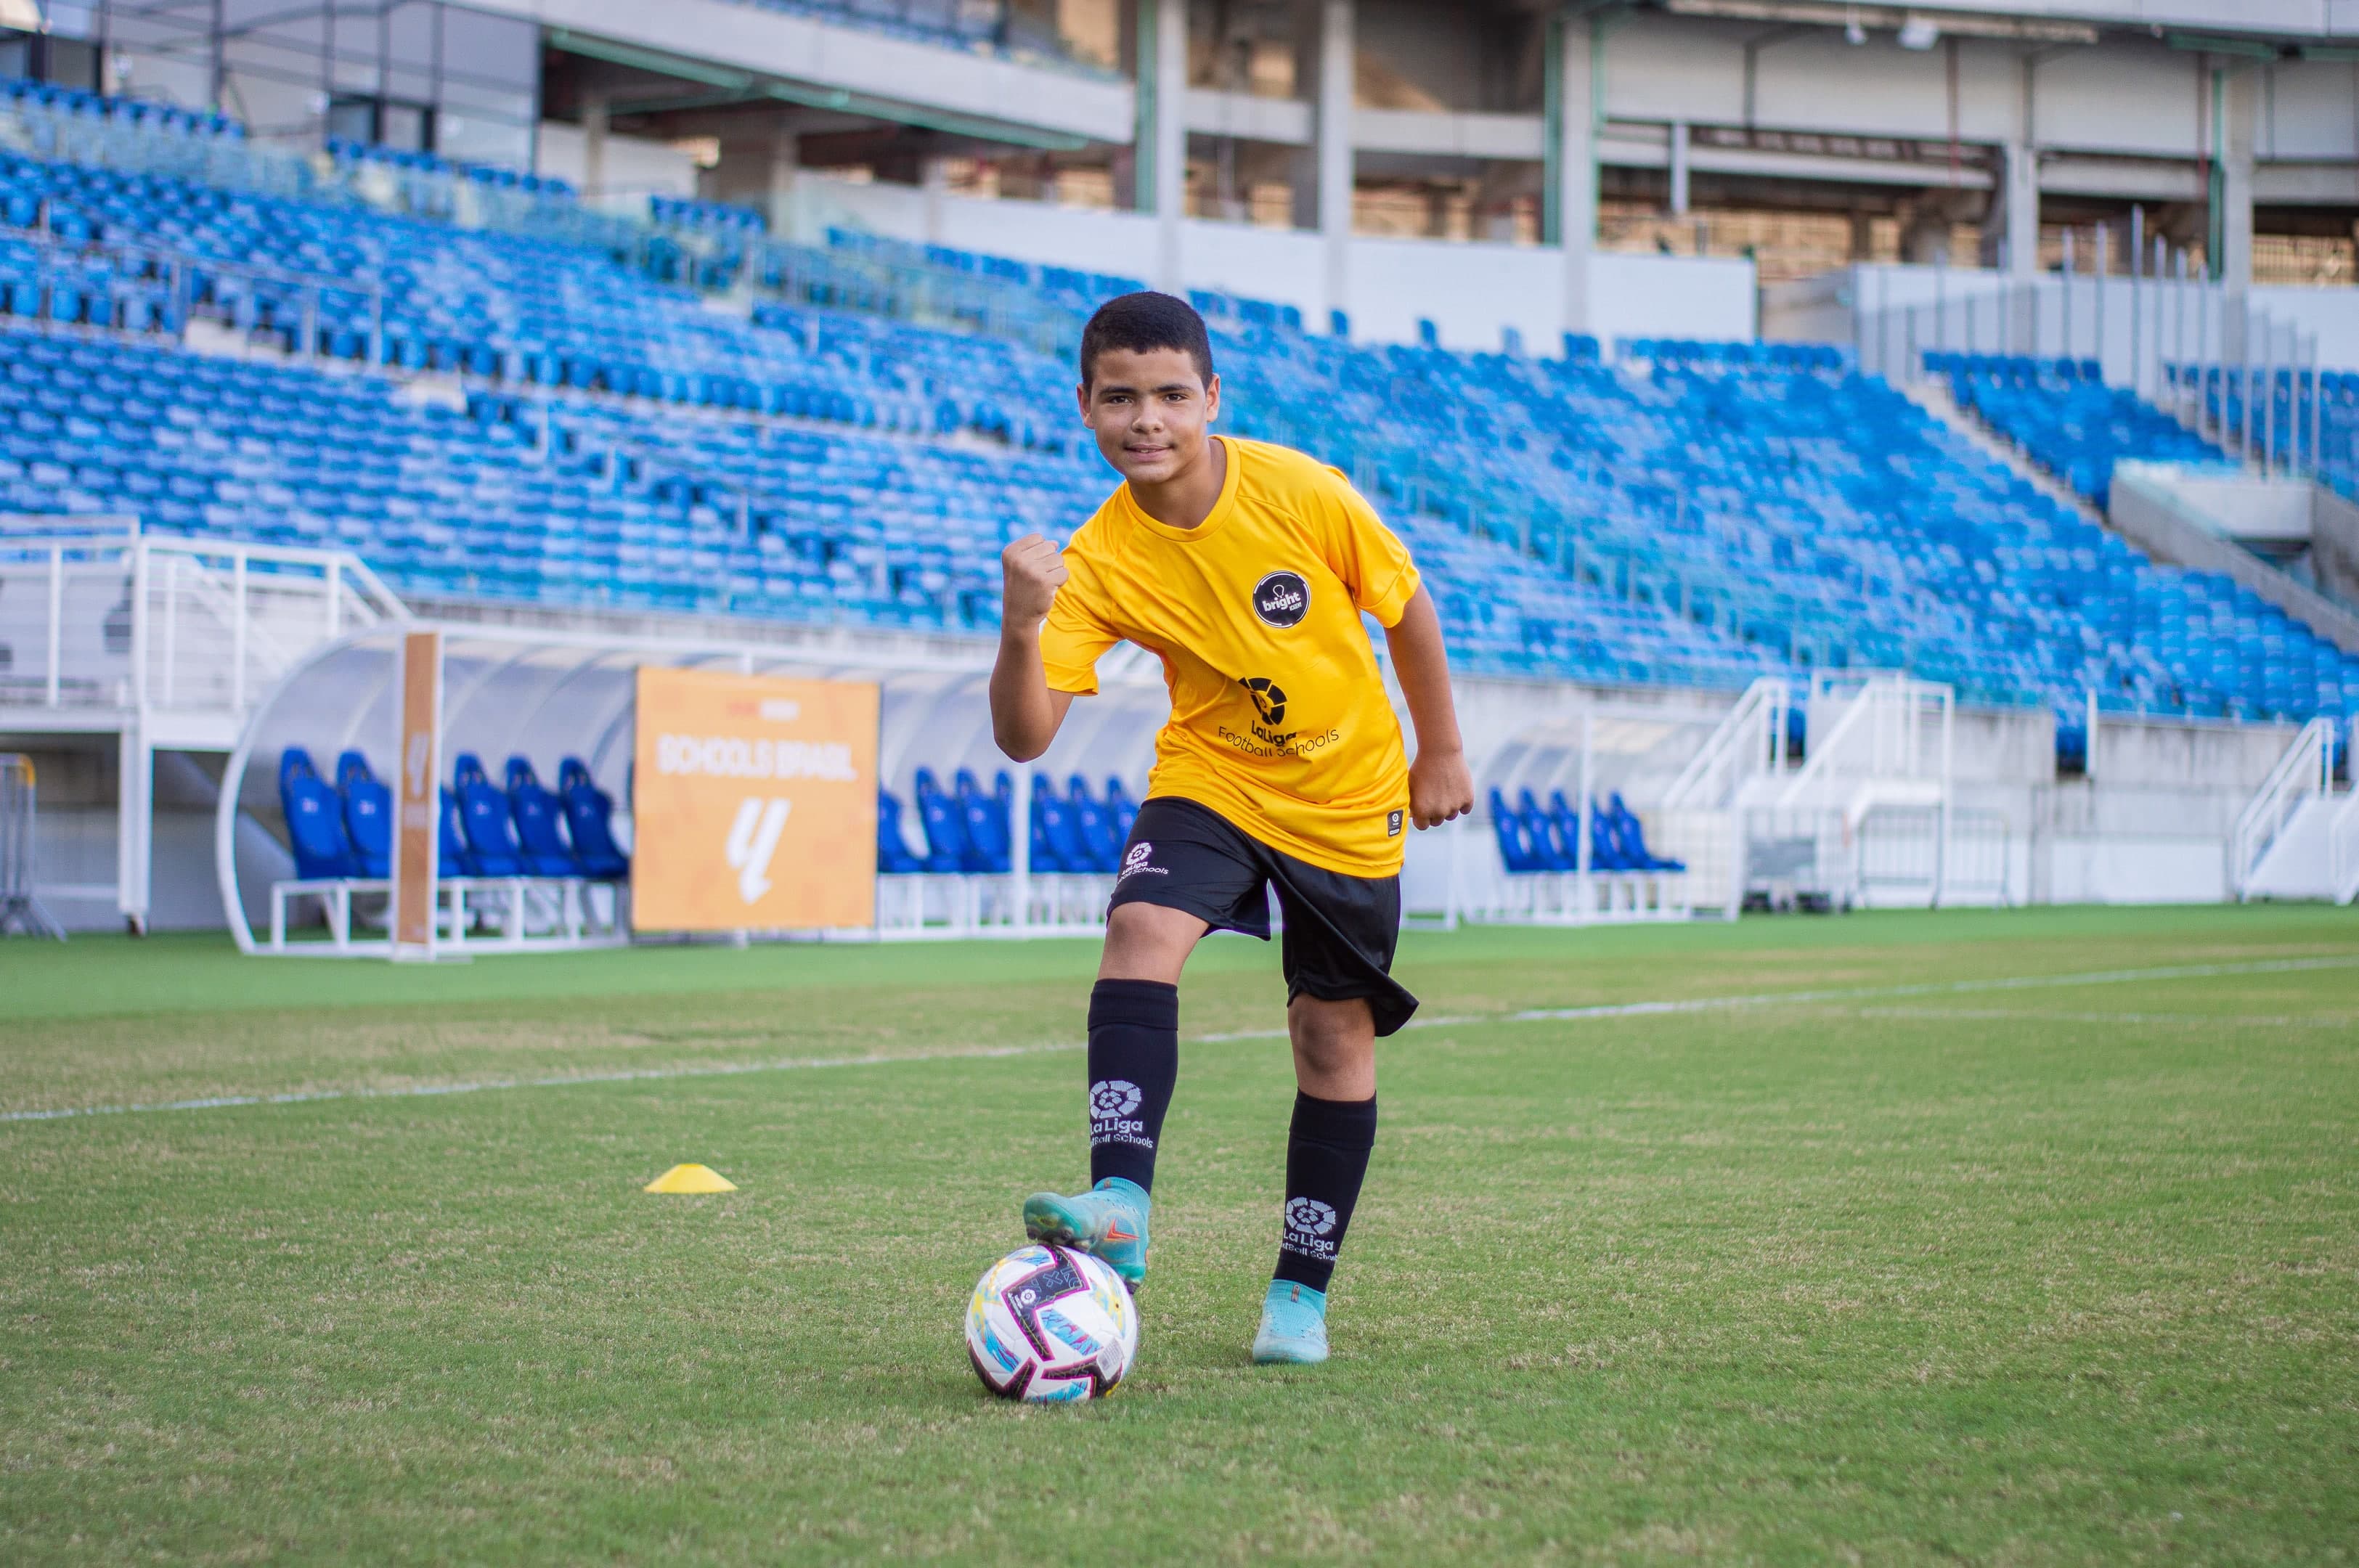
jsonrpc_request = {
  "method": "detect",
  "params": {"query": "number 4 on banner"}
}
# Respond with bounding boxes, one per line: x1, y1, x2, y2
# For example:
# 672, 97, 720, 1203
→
725, 798, 791, 905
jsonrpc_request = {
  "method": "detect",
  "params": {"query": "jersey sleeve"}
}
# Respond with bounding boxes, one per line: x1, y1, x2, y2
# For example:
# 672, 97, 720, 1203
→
1317, 465, 1422, 627
1037, 542, 1120, 696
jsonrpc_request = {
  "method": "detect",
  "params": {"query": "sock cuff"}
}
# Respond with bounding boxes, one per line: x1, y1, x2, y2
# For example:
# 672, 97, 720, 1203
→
1290, 1090, 1378, 1150
1089, 976, 1180, 1031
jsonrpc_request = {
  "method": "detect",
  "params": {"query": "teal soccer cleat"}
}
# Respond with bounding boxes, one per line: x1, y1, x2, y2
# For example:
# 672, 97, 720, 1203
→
1022, 1177, 1150, 1287
1250, 1279, 1329, 1365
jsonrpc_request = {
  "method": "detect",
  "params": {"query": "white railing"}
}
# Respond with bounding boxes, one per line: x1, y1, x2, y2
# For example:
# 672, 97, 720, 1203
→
2326, 788, 2359, 907
1662, 675, 1788, 812
1777, 671, 1953, 814
2230, 717, 2334, 899
0, 518, 406, 722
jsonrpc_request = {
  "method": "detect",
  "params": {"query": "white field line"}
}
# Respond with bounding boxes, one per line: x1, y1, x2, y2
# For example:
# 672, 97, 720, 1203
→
1855, 1006, 2359, 1028
5, 954, 2355, 1127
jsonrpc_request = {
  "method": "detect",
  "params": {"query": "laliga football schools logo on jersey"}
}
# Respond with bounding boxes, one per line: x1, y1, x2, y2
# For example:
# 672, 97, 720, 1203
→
1252, 571, 1310, 628
1282, 1196, 1339, 1259
1090, 1079, 1152, 1149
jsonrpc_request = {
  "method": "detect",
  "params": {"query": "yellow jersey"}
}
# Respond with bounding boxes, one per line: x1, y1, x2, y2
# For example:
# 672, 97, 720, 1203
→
1040, 436, 1422, 876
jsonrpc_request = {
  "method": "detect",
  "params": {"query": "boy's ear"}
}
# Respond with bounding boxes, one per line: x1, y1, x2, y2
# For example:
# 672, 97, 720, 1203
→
1205, 372, 1221, 420
1075, 380, 1091, 422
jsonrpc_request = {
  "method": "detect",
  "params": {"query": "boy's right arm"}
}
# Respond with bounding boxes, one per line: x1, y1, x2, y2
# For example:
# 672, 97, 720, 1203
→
990, 534, 1076, 761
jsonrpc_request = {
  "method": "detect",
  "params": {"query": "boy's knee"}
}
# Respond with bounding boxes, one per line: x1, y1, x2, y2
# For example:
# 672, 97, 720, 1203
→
1287, 994, 1374, 1072
1099, 901, 1207, 984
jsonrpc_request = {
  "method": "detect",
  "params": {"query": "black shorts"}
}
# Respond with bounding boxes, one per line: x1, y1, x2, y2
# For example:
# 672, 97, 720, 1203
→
1107, 796, 1418, 1037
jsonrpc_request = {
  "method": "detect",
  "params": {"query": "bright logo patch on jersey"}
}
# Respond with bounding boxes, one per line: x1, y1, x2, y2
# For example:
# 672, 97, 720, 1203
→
1252, 571, 1311, 627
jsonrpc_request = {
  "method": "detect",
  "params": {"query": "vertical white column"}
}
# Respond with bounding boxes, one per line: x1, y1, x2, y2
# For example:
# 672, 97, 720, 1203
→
767, 125, 799, 237
1666, 120, 1688, 217
1316, 0, 1354, 327
1552, 13, 1597, 338
1150, 0, 1189, 291
2216, 66, 2255, 293
582, 92, 608, 201
116, 725, 150, 934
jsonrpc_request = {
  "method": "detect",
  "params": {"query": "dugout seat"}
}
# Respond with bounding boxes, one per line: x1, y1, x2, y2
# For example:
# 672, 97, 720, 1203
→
953, 767, 1011, 874
1028, 774, 1078, 873
504, 756, 581, 876
1608, 792, 1684, 872
1517, 788, 1574, 872
438, 787, 472, 877
911, 768, 968, 873
556, 758, 630, 880
1104, 776, 1138, 845
876, 788, 923, 873
1488, 788, 1541, 873
280, 747, 357, 879
336, 749, 392, 878
1067, 775, 1121, 873
451, 751, 523, 876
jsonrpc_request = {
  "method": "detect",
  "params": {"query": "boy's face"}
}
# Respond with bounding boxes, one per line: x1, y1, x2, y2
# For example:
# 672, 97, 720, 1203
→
1077, 346, 1221, 487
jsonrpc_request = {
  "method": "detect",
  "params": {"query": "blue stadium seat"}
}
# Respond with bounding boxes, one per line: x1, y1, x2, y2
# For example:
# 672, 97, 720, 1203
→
1606, 793, 1684, 873
556, 759, 630, 880
504, 757, 581, 875
876, 788, 923, 873
451, 751, 523, 876
1488, 788, 1541, 873
336, 749, 392, 878
911, 767, 968, 873
954, 767, 1013, 874
1067, 774, 1122, 873
279, 746, 357, 879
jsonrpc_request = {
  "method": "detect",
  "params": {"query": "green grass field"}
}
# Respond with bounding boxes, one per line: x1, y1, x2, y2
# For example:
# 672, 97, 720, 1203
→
4, 905, 2356, 1564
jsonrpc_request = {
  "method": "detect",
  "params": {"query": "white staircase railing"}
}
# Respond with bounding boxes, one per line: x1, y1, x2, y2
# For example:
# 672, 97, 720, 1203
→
1663, 676, 1788, 811
2231, 717, 2333, 899
0, 518, 407, 725
2328, 788, 2359, 907
1776, 671, 1953, 817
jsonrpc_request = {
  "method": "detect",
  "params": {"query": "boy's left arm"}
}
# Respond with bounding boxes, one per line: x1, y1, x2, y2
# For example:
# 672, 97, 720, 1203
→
1382, 585, 1475, 830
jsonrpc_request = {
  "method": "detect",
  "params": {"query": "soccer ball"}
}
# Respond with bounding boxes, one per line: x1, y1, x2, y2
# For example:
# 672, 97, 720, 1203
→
965, 1243, 1139, 1402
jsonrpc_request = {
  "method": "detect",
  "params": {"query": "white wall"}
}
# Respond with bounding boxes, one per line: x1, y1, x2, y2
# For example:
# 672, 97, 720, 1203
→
793, 176, 1757, 351
534, 123, 701, 200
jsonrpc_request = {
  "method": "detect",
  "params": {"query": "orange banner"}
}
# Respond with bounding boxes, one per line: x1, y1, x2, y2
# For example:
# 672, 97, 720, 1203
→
630, 668, 879, 933
391, 629, 441, 956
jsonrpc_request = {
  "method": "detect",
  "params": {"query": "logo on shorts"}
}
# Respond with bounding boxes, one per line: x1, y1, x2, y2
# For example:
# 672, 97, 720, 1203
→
1251, 571, 1311, 628
1282, 1196, 1340, 1259
1116, 841, 1166, 882
1388, 809, 1403, 838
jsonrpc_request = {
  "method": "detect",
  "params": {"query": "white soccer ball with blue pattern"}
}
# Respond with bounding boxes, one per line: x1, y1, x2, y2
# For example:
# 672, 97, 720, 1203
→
965, 1243, 1139, 1402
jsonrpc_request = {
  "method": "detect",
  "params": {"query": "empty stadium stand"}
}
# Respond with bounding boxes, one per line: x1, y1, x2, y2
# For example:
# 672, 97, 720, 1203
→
4, 84, 2355, 745
1933, 354, 2236, 507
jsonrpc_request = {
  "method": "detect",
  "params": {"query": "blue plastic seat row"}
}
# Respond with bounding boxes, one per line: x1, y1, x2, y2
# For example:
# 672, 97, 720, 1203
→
1488, 788, 1684, 875
879, 769, 1138, 875
277, 746, 627, 882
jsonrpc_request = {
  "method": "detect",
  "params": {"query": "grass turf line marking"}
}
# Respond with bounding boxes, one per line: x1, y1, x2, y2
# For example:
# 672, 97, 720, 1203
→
1854, 1005, 2359, 1027
7, 954, 2355, 1126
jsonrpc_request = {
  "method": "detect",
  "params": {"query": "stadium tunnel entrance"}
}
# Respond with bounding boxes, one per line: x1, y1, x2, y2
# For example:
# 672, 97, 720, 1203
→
213, 621, 1170, 956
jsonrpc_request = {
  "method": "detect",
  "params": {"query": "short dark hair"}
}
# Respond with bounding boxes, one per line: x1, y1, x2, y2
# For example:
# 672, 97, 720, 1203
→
1079, 291, 1215, 388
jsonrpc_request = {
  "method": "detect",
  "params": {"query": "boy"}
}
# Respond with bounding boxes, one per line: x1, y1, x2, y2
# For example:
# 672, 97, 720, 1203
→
990, 291, 1472, 1365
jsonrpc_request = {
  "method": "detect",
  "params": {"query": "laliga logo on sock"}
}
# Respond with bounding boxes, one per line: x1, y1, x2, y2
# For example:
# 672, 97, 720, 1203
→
1090, 1079, 1142, 1119
1284, 1196, 1337, 1238
724, 796, 793, 905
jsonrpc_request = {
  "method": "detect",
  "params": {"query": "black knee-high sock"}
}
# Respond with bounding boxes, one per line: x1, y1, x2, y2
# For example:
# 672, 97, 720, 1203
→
1274, 1091, 1378, 1293
1086, 979, 1179, 1193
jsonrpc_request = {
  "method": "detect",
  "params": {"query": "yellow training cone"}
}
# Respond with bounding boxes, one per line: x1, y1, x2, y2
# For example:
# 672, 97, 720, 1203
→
644, 1163, 738, 1194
